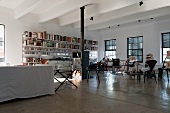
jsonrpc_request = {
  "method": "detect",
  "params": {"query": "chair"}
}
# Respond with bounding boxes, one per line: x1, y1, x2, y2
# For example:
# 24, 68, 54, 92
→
86, 63, 100, 83
144, 60, 157, 83
112, 58, 122, 75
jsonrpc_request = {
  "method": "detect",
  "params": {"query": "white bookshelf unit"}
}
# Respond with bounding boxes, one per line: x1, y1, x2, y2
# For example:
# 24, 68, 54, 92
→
22, 31, 81, 66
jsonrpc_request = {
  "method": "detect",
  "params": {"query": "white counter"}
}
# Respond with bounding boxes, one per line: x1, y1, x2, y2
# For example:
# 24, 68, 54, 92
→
0, 66, 55, 102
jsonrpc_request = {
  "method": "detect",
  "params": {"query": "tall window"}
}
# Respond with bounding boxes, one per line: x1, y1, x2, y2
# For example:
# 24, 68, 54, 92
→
105, 39, 116, 59
0, 24, 5, 62
127, 36, 143, 62
162, 32, 170, 62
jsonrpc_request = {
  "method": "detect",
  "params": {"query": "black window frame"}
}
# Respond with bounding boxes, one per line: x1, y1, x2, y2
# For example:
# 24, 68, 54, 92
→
104, 39, 116, 59
162, 32, 170, 62
127, 36, 143, 62
0, 24, 5, 62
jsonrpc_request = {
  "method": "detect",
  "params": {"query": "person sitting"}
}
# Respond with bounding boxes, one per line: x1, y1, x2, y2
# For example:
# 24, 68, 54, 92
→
128, 56, 138, 73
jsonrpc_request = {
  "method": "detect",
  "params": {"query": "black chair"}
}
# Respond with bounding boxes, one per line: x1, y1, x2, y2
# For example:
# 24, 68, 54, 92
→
112, 58, 122, 74
86, 63, 101, 83
144, 60, 157, 83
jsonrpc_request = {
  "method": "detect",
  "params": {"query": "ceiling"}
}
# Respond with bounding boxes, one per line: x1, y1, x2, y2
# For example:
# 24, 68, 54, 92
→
0, 0, 170, 31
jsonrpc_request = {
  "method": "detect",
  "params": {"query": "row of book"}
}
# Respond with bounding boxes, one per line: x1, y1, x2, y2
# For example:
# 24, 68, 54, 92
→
24, 45, 97, 51
23, 31, 81, 43
85, 47, 98, 51
25, 58, 41, 63
23, 31, 98, 45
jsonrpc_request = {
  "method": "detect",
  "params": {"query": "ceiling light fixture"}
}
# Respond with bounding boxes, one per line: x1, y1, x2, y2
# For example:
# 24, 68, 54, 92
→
138, 20, 141, 22
108, 26, 111, 28
90, 17, 93, 21
150, 18, 153, 19
117, 25, 120, 26
139, 1, 144, 6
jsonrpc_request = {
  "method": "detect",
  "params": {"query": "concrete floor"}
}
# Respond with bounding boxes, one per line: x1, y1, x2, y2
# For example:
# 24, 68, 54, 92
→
0, 72, 170, 113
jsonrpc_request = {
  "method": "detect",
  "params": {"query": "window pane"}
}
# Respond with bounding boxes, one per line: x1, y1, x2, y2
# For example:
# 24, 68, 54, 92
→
163, 33, 170, 47
0, 25, 4, 41
134, 38, 138, 43
138, 50, 142, 55
105, 51, 116, 59
105, 39, 116, 59
113, 46, 116, 50
138, 43, 143, 49
132, 44, 137, 49
138, 36, 143, 43
137, 56, 142, 62
105, 39, 116, 51
128, 50, 132, 55
0, 42, 4, 61
127, 36, 143, 62
110, 40, 112, 45
0, 25, 4, 62
131, 50, 136, 55
106, 46, 110, 50
128, 44, 133, 49
128, 38, 133, 43
109, 46, 113, 50
163, 48, 170, 54
163, 40, 170, 47
162, 33, 170, 62
113, 40, 116, 45
106, 41, 110, 45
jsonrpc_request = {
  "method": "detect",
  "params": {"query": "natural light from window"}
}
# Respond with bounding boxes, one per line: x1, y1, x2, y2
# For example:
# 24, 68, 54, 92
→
0, 25, 5, 62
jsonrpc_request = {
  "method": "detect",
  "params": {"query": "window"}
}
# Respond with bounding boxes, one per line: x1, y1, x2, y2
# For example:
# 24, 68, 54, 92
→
162, 32, 170, 62
127, 36, 143, 62
105, 39, 116, 59
0, 24, 5, 62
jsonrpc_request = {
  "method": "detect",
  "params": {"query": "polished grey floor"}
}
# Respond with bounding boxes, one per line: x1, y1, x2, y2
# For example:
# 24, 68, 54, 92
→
0, 72, 170, 113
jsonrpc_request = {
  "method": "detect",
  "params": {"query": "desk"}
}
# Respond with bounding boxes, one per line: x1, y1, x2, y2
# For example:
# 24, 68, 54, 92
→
0, 66, 55, 102
54, 70, 78, 91
158, 68, 169, 82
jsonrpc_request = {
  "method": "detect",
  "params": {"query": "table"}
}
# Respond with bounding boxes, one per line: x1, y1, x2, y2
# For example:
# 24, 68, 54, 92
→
0, 66, 55, 102
54, 70, 78, 91
158, 68, 169, 82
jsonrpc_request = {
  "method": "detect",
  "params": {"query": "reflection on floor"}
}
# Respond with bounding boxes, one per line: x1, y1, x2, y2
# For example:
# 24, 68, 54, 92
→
0, 72, 170, 113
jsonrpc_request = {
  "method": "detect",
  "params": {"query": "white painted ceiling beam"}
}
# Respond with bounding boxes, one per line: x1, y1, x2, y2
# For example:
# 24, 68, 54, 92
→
73, 0, 170, 29
14, 0, 42, 19
59, 5, 99, 26
87, 7, 170, 30
59, 0, 141, 26
39, 0, 97, 23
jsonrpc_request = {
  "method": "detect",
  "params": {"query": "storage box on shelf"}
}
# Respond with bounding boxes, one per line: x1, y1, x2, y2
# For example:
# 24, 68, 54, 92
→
22, 31, 81, 66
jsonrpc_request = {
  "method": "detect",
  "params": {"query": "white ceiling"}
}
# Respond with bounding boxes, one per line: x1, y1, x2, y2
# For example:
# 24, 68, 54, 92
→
0, 0, 170, 31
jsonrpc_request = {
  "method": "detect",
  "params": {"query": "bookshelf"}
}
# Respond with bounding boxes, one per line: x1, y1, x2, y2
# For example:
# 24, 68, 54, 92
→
22, 31, 98, 66
22, 31, 81, 66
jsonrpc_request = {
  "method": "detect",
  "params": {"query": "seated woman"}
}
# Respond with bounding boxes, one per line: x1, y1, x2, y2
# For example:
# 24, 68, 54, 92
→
128, 56, 138, 73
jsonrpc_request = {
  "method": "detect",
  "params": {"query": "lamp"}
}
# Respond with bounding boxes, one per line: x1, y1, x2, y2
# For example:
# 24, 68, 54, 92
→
162, 51, 170, 68
90, 17, 93, 21
139, 1, 144, 6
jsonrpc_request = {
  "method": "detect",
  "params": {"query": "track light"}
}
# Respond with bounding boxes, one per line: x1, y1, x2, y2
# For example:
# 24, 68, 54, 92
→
139, 1, 143, 6
90, 17, 93, 21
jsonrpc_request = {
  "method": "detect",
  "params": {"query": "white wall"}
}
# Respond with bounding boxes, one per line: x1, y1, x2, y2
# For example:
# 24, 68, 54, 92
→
0, 7, 101, 65
99, 19, 170, 65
